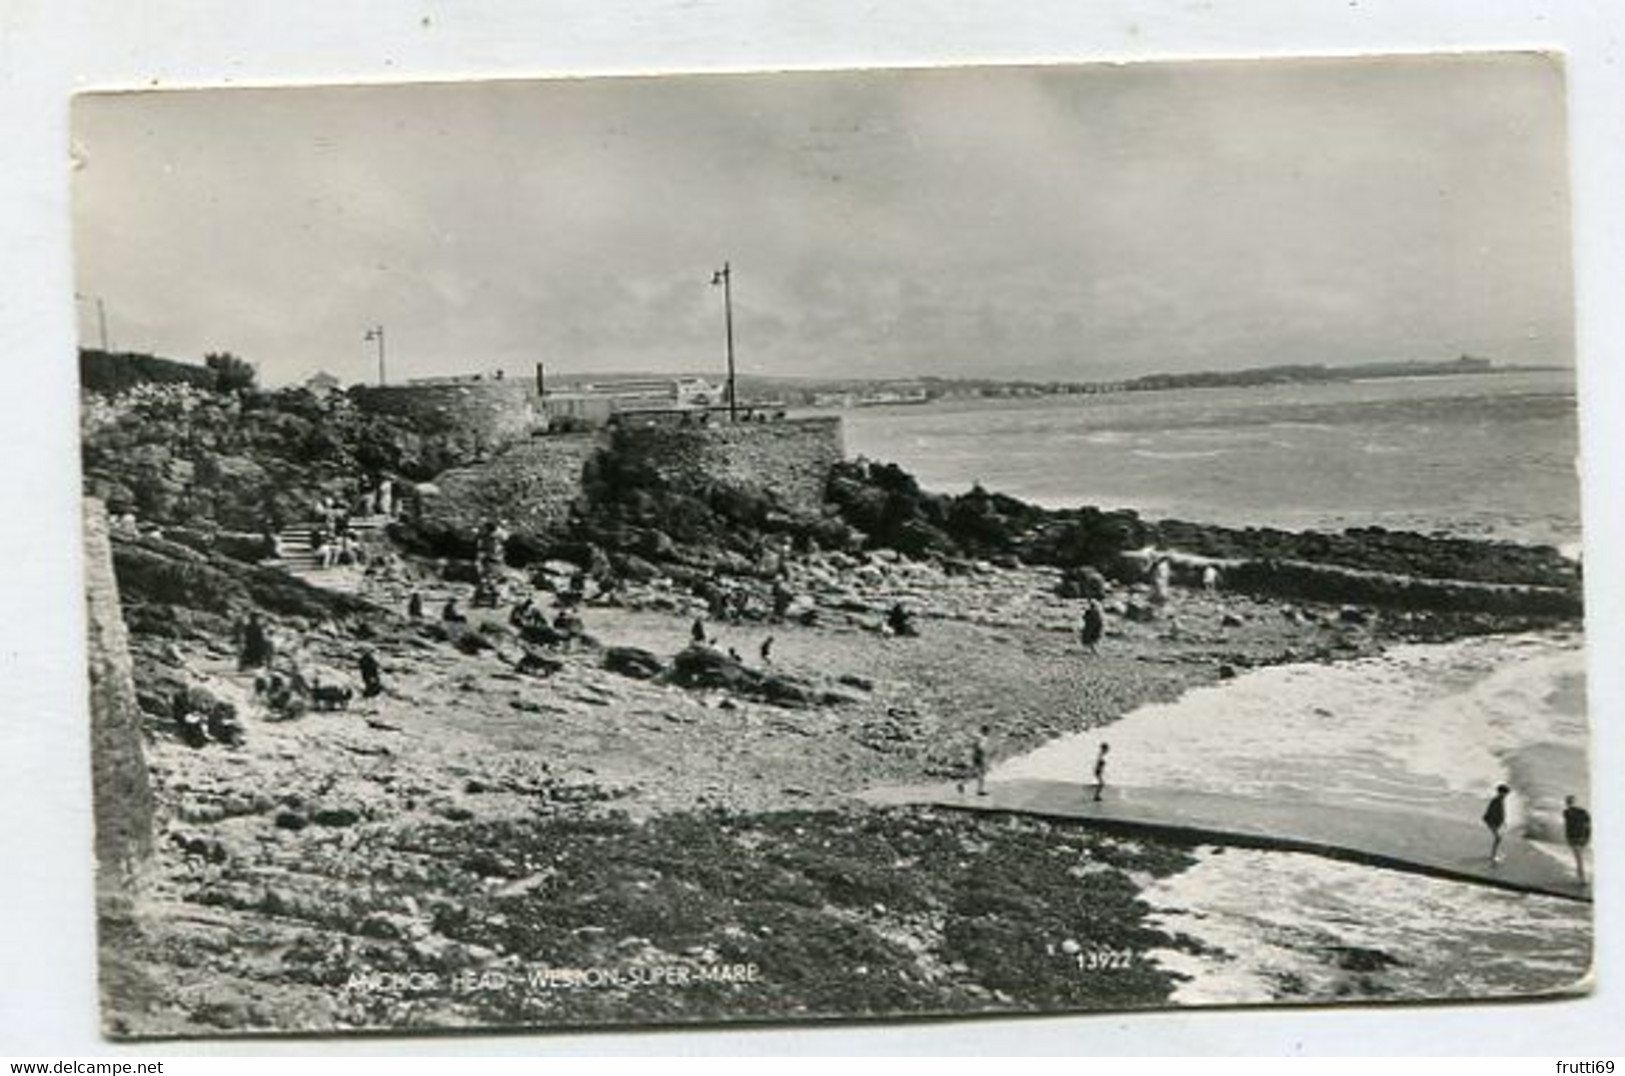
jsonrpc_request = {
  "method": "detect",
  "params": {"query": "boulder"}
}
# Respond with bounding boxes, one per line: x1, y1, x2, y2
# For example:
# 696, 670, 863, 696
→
1056, 566, 1109, 600
603, 646, 665, 680
1123, 601, 1156, 623
311, 805, 362, 827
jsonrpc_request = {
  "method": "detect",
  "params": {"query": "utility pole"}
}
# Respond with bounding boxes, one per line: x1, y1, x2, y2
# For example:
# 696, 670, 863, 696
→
710, 262, 737, 421
74, 293, 111, 351
364, 325, 386, 385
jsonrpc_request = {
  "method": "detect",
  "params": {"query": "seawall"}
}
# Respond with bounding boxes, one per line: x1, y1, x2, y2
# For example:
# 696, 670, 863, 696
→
352, 381, 541, 447
83, 498, 155, 879
418, 433, 602, 535
610, 416, 845, 515
416, 416, 847, 540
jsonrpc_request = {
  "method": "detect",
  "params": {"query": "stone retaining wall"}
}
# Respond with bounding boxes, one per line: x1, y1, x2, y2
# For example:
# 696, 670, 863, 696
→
83, 498, 155, 879
352, 381, 541, 447
611, 417, 844, 515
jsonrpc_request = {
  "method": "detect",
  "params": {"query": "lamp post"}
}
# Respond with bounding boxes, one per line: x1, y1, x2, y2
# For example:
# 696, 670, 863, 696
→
710, 262, 737, 421
364, 325, 386, 385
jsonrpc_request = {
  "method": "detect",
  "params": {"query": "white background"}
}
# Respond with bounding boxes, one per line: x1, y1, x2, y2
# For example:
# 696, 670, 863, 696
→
1, 0, 1620, 1057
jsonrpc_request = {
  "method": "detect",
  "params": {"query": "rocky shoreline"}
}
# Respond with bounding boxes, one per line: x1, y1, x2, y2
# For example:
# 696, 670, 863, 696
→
83, 379, 1586, 1037
96, 518, 1582, 1037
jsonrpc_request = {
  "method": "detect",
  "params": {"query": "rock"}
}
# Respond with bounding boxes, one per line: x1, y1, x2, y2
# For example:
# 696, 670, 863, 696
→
1123, 601, 1156, 623
451, 628, 495, 655
1220, 612, 1244, 628
273, 809, 308, 831
440, 559, 482, 585
1338, 605, 1372, 626
603, 646, 665, 680
670, 645, 755, 692
1217, 664, 1238, 680
311, 805, 362, 827
1056, 566, 1109, 600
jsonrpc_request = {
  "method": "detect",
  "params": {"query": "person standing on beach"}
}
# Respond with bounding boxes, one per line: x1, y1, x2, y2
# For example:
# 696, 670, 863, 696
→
959, 724, 991, 797
1092, 742, 1110, 803
358, 650, 384, 699
1483, 784, 1512, 864
1079, 600, 1105, 654
1150, 558, 1172, 605
1563, 794, 1592, 885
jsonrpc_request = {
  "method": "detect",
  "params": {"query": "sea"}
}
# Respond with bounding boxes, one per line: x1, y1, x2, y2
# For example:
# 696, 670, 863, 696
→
840, 369, 1583, 554
845, 370, 1593, 1003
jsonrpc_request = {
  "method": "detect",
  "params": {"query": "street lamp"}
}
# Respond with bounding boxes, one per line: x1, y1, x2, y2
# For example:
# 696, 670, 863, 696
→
364, 325, 386, 385
710, 262, 737, 421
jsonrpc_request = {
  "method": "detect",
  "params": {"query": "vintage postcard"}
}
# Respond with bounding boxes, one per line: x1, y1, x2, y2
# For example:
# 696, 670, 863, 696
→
74, 53, 1590, 1039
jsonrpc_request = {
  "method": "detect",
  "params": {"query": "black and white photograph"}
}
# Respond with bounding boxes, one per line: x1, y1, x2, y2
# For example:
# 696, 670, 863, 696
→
70, 53, 1592, 1039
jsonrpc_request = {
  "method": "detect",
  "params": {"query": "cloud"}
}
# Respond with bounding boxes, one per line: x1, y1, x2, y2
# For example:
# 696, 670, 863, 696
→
72, 54, 1572, 386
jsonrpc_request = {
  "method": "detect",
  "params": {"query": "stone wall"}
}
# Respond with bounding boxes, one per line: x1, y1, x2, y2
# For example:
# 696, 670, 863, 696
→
611, 417, 845, 515
83, 498, 155, 880
351, 381, 541, 447
417, 434, 601, 535
414, 417, 845, 540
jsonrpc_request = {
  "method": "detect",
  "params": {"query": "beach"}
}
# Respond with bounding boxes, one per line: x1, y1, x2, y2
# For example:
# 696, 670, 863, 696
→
95, 532, 1591, 1035
73, 356, 1594, 1037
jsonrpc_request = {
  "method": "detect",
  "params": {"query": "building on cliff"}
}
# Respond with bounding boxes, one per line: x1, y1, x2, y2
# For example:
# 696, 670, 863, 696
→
541, 376, 721, 429
350, 364, 727, 442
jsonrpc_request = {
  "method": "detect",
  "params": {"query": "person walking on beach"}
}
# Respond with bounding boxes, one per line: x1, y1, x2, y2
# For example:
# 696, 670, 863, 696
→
1079, 600, 1105, 654
1563, 794, 1592, 885
691, 617, 707, 645
1092, 742, 1110, 803
1483, 784, 1512, 864
959, 724, 992, 797
759, 635, 775, 664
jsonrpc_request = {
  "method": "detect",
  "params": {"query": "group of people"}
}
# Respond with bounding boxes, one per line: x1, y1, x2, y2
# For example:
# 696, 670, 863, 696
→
958, 727, 1111, 804
304, 476, 405, 571
687, 616, 777, 666
1482, 783, 1592, 885
228, 608, 387, 728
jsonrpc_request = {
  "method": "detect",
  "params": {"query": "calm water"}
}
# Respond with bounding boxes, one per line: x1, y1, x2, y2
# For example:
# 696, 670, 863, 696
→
840, 370, 1582, 551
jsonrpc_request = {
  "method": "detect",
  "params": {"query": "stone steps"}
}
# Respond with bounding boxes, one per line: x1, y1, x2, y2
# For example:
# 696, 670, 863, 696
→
268, 514, 391, 594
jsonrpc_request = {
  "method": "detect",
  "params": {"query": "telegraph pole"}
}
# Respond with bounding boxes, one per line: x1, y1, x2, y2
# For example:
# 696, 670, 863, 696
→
711, 262, 737, 421
365, 325, 386, 385
75, 293, 111, 351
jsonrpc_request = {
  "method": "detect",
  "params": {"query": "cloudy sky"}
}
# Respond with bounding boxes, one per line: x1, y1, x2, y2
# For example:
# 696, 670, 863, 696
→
72, 53, 1572, 387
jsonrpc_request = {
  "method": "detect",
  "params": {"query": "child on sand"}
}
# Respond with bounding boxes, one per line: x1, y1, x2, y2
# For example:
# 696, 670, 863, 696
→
1483, 784, 1511, 864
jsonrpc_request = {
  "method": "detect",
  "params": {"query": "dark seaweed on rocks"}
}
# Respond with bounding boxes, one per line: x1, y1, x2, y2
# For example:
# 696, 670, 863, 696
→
320, 807, 1205, 1027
